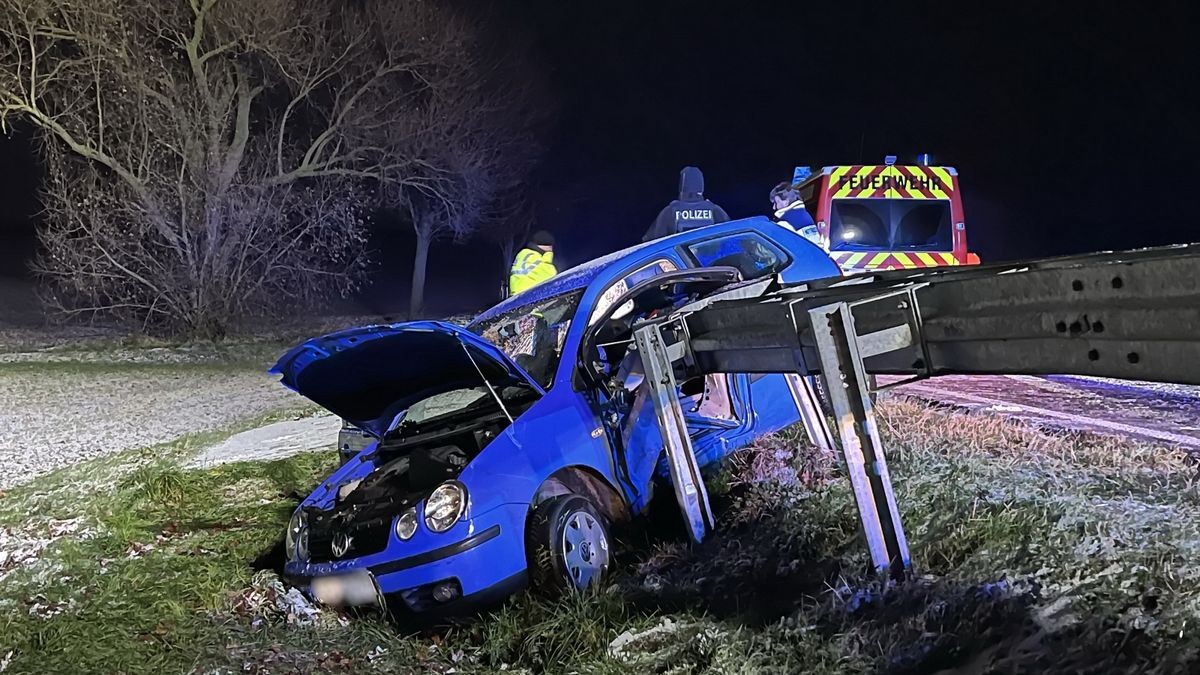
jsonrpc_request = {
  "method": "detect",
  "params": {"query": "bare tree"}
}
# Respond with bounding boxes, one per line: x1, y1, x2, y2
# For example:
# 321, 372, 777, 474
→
0, 0, 481, 336
377, 27, 547, 317
485, 193, 536, 300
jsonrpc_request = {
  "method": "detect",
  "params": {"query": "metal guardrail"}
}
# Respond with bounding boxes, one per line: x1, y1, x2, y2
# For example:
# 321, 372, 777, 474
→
634, 243, 1200, 582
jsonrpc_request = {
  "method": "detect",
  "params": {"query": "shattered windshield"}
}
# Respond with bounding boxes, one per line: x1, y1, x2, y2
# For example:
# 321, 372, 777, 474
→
468, 289, 584, 389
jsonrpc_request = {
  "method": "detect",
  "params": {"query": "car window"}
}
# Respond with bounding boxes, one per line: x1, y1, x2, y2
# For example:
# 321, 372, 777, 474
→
579, 270, 742, 390
685, 233, 787, 280
587, 258, 677, 327
469, 289, 584, 389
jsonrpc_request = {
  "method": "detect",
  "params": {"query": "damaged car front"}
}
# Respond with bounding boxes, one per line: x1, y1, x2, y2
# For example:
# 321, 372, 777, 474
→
272, 318, 563, 615
272, 219, 846, 616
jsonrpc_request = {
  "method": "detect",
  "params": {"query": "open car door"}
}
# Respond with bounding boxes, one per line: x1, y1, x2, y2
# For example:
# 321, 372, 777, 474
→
580, 267, 765, 514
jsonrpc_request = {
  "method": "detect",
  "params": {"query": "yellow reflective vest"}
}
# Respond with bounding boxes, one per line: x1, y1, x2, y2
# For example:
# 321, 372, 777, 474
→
509, 247, 557, 296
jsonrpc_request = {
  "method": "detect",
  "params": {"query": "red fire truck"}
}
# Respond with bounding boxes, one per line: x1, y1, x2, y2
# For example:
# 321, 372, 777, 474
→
793, 156, 980, 273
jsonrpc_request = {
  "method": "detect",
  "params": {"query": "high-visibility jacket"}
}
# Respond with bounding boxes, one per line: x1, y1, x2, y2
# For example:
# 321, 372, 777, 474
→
509, 247, 557, 296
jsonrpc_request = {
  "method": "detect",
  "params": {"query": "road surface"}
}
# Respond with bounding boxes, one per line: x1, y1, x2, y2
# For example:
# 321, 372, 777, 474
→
882, 374, 1200, 451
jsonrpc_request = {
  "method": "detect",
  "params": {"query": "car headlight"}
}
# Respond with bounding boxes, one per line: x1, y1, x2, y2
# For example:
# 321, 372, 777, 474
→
286, 510, 308, 561
424, 482, 467, 533
395, 507, 418, 541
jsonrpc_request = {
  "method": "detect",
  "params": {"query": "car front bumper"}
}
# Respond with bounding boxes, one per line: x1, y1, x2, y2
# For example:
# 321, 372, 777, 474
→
285, 503, 528, 614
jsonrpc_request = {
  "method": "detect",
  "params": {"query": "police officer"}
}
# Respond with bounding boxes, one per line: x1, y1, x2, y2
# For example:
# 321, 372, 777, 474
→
641, 166, 730, 242
769, 181, 821, 247
509, 230, 557, 296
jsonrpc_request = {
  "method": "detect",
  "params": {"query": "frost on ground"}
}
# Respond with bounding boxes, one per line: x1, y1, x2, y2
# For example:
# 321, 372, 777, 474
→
1053, 374, 1200, 399
187, 414, 341, 468
0, 518, 91, 585
894, 374, 1200, 450
0, 344, 283, 366
0, 365, 296, 489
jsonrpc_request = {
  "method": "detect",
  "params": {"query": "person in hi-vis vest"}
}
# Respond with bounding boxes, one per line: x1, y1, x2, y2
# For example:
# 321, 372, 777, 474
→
509, 230, 557, 296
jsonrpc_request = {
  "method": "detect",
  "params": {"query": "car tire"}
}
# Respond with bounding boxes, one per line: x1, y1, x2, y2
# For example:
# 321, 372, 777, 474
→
525, 494, 611, 595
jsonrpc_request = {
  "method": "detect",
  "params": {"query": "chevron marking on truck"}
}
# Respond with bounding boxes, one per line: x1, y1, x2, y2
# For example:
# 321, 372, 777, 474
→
831, 251, 960, 270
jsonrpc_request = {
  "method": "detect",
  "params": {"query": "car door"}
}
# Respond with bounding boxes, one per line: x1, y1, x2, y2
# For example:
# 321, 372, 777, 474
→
579, 266, 750, 512
578, 257, 682, 506
674, 228, 844, 458
671, 231, 795, 460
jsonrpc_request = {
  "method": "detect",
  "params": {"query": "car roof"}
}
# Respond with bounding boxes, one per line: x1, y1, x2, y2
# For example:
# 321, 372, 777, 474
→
470, 217, 780, 326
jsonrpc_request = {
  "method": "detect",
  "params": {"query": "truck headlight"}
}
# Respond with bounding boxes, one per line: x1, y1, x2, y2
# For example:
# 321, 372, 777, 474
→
285, 510, 308, 561
395, 507, 418, 541
424, 482, 467, 533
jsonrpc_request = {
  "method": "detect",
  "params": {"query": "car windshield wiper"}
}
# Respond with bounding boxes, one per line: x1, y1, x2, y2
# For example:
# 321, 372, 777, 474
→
832, 242, 889, 250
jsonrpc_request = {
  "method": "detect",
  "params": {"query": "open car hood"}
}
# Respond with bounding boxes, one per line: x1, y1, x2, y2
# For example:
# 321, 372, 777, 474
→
270, 321, 543, 439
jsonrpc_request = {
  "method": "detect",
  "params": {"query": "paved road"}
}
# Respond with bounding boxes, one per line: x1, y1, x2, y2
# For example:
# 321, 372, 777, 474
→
884, 374, 1200, 450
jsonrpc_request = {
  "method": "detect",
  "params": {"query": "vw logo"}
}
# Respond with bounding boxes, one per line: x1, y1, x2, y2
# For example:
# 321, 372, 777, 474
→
331, 533, 353, 558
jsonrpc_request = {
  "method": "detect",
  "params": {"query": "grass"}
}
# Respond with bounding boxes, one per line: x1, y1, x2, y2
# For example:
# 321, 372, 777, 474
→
0, 447, 340, 674
1, 396, 1198, 674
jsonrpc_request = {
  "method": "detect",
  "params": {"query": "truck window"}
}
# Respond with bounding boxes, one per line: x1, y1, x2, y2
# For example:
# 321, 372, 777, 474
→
830, 199, 953, 250
893, 202, 952, 249
685, 232, 787, 280
829, 202, 890, 248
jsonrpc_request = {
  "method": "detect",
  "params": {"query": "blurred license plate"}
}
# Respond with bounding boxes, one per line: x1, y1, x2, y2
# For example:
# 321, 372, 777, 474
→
311, 570, 381, 608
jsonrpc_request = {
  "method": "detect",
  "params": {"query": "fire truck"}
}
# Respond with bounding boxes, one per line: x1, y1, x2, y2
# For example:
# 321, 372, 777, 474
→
792, 155, 981, 273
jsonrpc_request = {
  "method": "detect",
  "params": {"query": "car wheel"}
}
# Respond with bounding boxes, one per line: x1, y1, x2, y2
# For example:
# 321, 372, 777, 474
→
526, 494, 611, 594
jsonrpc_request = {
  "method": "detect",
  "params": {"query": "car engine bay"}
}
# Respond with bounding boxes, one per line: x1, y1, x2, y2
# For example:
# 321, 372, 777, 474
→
302, 388, 536, 562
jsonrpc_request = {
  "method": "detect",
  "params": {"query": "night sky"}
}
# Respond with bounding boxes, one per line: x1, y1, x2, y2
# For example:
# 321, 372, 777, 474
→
2, 0, 1197, 315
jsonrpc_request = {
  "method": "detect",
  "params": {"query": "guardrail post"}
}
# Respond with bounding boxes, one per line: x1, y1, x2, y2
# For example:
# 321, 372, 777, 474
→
787, 374, 836, 453
634, 320, 715, 544
809, 302, 911, 581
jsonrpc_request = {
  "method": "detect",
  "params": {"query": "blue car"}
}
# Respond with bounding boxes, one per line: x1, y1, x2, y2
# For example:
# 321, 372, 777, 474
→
272, 217, 842, 614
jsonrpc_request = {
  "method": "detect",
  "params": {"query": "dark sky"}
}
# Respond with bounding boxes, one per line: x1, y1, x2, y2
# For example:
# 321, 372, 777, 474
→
514, 0, 1199, 265
2, 0, 1198, 313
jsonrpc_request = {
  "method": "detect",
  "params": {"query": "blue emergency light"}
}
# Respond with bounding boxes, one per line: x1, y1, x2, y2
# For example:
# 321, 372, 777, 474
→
791, 166, 813, 184
884, 155, 897, 166
917, 153, 933, 166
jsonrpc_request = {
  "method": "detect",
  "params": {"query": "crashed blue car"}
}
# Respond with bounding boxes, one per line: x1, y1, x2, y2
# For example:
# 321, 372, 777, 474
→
272, 217, 841, 614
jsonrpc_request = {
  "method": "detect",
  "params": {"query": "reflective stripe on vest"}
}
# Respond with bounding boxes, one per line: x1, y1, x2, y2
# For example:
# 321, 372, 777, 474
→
510, 248, 556, 295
